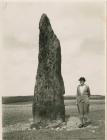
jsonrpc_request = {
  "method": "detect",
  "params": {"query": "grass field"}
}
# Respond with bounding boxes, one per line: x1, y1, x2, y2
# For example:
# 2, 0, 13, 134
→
2, 99, 105, 140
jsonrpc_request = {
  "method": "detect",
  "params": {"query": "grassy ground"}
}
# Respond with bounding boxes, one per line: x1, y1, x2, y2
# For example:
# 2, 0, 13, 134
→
2, 100, 105, 140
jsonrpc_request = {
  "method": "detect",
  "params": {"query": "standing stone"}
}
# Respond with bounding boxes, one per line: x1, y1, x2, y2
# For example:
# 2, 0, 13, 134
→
32, 14, 65, 124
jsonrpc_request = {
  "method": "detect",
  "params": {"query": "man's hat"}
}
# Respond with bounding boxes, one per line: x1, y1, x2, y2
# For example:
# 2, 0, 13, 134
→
78, 77, 86, 82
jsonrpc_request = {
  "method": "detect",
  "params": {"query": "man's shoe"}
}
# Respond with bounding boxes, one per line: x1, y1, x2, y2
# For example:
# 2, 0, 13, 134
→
83, 123, 88, 127
78, 124, 84, 128
83, 121, 91, 127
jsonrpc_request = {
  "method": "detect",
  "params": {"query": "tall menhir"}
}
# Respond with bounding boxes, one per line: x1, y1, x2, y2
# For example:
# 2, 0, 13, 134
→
33, 14, 65, 124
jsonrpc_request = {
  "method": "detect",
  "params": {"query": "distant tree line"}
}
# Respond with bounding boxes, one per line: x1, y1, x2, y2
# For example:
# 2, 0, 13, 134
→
2, 95, 105, 104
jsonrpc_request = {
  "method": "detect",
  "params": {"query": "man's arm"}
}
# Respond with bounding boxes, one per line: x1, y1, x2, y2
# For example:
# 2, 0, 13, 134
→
87, 86, 91, 97
77, 85, 80, 96
76, 86, 79, 104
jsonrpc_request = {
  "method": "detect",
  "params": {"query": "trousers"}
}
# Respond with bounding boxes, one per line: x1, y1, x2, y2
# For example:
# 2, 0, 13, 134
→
77, 102, 89, 115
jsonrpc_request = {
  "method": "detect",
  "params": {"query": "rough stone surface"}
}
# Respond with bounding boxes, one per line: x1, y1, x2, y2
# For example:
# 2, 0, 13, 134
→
32, 14, 65, 124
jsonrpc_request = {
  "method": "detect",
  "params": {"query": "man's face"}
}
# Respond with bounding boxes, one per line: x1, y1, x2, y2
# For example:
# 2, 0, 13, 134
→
80, 80, 85, 85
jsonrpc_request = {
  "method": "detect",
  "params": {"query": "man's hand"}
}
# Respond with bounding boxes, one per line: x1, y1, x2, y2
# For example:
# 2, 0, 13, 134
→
75, 100, 77, 105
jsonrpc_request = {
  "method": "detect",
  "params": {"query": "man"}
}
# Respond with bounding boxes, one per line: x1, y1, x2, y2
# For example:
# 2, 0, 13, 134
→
76, 77, 91, 128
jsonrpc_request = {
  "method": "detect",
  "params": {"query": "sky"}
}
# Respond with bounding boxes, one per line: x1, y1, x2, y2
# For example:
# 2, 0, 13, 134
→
0, 0, 106, 96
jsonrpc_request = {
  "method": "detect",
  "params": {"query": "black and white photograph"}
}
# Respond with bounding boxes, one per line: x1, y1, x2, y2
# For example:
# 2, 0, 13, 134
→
0, 0, 106, 140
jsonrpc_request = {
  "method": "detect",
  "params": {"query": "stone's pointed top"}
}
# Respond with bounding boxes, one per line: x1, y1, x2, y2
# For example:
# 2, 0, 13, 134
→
39, 13, 52, 32
41, 13, 48, 19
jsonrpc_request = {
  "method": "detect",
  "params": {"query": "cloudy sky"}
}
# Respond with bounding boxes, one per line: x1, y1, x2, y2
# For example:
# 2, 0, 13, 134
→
0, 0, 106, 96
